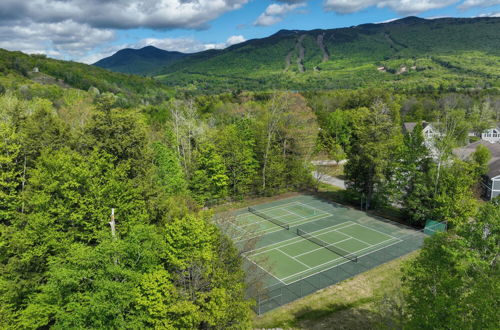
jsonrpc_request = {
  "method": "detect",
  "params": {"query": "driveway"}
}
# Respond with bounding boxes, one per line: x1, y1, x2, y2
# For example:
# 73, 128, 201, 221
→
312, 171, 346, 189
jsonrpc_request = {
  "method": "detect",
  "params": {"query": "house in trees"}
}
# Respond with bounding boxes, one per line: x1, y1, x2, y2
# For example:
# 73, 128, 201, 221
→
403, 122, 440, 141
403, 121, 441, 156
481, 126, 500, 143
453, 140, 500, 200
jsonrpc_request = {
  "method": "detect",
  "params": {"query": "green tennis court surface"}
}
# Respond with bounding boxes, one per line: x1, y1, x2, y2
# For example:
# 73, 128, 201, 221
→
215, 194, 427, 314
247, 221, 401, 285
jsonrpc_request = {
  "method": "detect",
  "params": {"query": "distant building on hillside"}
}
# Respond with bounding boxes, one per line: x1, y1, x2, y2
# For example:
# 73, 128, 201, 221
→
453, 140, 500, 200
32, 67, 39, 73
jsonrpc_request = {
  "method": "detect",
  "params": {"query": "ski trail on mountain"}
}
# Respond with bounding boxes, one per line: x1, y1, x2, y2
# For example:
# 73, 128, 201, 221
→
296, 35, 305, 73
317, 34, 329, 62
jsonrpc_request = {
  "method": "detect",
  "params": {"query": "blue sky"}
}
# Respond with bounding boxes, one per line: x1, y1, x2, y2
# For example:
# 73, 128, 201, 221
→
0, 0, 499, 63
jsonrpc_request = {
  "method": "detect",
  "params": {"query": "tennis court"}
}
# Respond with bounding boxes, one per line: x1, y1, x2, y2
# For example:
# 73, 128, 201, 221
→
215, 194, 428, 314
246, 221, 401, 285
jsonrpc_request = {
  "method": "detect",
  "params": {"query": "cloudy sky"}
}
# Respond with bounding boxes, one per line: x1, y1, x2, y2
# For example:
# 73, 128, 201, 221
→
1, 0, 499, 64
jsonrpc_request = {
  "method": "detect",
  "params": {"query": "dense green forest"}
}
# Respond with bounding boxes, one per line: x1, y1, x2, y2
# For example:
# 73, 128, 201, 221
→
0, 50, 318, 327
1, 41, 499, 328
95, 17, 500, 93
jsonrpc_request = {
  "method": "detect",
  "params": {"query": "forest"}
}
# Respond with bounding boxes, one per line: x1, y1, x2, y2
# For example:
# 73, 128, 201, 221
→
0, 46, 499, 328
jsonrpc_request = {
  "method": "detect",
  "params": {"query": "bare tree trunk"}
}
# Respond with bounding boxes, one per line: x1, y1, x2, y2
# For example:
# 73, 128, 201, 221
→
21, 154, 26, 213
109, 208, 118, 266
262, 130, 272, 190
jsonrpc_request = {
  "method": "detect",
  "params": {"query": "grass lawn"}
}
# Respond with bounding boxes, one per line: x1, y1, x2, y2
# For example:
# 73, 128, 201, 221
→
252, 251, 417, 329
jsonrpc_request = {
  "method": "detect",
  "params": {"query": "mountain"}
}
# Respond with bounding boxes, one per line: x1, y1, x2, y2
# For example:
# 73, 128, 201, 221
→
94, 45, 187, 75
0, 47, 173, 101
94, 17, 500, 92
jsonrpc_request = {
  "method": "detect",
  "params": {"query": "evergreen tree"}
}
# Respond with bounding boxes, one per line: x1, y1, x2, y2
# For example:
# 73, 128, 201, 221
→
397, 123, 434, 225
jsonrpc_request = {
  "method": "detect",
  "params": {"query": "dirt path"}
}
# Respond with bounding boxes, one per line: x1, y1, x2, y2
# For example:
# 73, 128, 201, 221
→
316, 33, 329, 62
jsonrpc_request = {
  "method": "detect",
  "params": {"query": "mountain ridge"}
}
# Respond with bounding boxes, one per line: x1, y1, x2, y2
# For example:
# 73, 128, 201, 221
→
92, 16, 500, 92
94, 45, 188, 75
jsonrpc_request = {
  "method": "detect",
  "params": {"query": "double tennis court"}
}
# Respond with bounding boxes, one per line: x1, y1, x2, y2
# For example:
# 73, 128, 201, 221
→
216, 195, 427, 314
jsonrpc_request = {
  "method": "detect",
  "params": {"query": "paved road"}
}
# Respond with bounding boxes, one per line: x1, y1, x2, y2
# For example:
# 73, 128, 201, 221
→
311, 159, 347, 166
312, 171, 346, 189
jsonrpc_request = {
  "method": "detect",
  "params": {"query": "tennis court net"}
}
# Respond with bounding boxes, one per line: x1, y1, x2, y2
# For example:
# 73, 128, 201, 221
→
297, 228, 358, 262
248, 207, 290, 230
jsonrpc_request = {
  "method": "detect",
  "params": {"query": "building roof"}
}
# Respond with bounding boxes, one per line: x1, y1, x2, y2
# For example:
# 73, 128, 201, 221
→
403, 122, 417, 133
453, 140, 500, 178
488, 159, 500, 179
403, 121, 433, 133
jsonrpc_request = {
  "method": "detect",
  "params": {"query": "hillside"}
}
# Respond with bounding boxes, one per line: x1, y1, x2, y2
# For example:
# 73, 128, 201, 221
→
0, 48, 173, 103
94, 46, 187, 75
94, 16, 500, 93
158, 16, 500, 92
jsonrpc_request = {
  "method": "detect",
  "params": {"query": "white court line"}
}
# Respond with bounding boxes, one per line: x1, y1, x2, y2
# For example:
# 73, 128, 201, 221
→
277, 248, 311, 269
352, 236, 403, 256
296, 201, 330, 216
235, 202, 305, 228
234, 212, 332, 243
245, 254, 285, 285
225, 222, 248, 239
314, 224, 402, 255
235, 201, 301, 219
336, 223, 401, 247
280, 236, 404, 284
351, 222, 401, 241
243, 222, 356, 257
227, 219, 249, 234
258, 293, 282, 305
341, 234, 372, 246
284, 208, 306, 219
252, 225, 404, 283
237, 210, 296, 229
280, 253, 345, 281
294, 237, 353, 258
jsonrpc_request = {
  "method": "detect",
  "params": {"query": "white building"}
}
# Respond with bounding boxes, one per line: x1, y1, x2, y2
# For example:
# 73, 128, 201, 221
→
481, 127, 500, 143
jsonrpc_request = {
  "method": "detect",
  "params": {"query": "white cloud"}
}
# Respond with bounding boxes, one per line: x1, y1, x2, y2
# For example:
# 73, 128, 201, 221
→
0, 0, 250, 62
460, 0, 500, 10
0, 0, 249, 30
85, 35, 247, 64
254, 2, 307, 26
226, 35, 247, 46
0, 20, 115, 60
324, 0, 458, 15
136, 37, 220, 53
476, 11, 500, 16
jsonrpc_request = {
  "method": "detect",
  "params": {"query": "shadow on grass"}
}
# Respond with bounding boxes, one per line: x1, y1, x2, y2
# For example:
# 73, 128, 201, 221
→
289, 297, 386, 329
